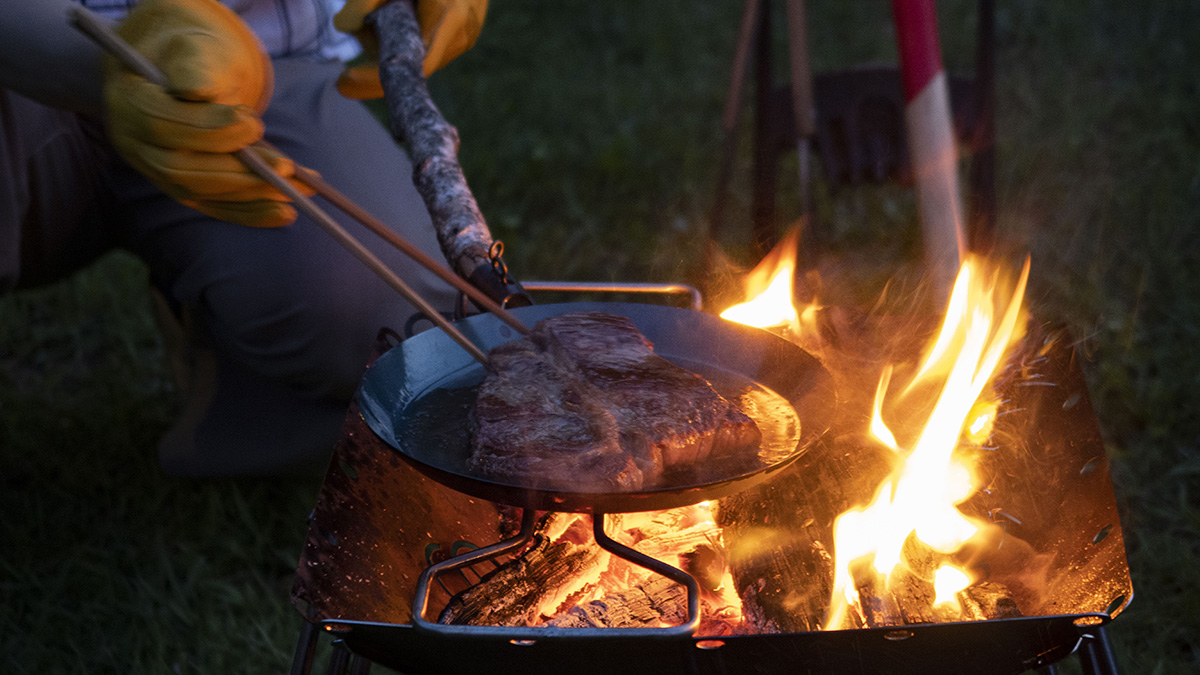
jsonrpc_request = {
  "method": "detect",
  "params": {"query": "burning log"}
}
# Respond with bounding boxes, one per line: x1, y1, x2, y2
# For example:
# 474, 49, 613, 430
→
837, 534, 1026, 628
439, 514, 603, 626
438, 507, 744, 632
716, 435, 897, 632
890, 568, 938, 625
679, 543, 727, 594
846, 570, 1027, 628
712, 311, 936, 631
890, 537, 946, 625
544, 576, 687, 629
850, 561, 903, 629
717, 259, 1033, 633
837, 538, 951, 628
958, 581, 1022, 621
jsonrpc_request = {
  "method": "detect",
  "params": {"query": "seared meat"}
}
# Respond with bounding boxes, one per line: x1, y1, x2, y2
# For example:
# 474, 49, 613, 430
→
470, 337, 642, 491
469, 311, 762, 492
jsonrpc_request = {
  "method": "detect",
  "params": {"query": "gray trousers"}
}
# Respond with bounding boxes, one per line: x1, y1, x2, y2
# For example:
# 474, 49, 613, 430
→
1, 58, 458, 475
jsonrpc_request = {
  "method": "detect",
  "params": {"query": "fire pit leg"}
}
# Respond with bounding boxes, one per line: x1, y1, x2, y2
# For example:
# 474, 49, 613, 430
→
326, 640, 352, 674
411, 508, 537, 628
289, 618, 320, 675
1077, 626, 1120, 675
348, 654, 371, 675
592, 512, 701, 637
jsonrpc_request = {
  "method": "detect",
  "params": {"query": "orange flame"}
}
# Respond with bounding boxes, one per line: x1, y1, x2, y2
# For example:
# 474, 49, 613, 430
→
719, 228, 819, 333
824, 256, 1030, 629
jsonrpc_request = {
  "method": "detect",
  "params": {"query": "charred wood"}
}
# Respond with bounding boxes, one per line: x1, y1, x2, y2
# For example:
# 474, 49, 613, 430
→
716, 438, 893, 632
847, 568, 940, 628
891, 569, 938, 626
543, 576, 688, 629
892, 537, 940, 625
842, 564, 1021, 628
958, 581, 1022, 621
851, 562, 902, 629
680, 543, 726, 594
439, 514, 602, 626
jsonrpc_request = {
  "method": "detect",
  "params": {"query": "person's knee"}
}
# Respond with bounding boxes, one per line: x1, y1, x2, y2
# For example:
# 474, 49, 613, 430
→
201, 263, 392, 401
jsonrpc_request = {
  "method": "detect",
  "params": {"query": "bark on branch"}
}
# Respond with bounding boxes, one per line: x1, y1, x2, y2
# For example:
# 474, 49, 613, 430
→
369, 0, 496, 283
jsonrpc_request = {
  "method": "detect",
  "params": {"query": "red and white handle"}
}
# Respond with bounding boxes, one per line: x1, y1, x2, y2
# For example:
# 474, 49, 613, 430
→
892, 0, 965, 294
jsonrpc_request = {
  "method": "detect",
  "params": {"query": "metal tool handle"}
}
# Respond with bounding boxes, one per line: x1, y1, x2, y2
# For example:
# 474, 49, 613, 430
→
235, 151, 492, 364
520, 281, 703, 312
286, 163, 530, 336
69, 5, 493, 364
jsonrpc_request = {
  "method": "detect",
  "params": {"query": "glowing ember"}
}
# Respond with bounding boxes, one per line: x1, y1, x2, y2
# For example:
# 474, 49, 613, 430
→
824, 256, 1030, 630
532, 504, 745, 633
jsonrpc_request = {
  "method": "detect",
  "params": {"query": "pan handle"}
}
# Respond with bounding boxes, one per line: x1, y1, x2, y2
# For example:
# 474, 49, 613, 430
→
519, 281, 703, 312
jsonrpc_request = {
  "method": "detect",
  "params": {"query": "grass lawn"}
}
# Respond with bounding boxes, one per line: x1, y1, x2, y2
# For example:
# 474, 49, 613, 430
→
3, 1, 1197, 672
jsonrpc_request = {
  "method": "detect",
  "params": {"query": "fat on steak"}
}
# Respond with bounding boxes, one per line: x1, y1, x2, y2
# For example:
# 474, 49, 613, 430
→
469, 311, 762, 492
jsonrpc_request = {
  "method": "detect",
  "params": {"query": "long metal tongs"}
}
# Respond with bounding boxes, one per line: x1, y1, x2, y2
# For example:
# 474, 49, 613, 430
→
70, 5, 528, 365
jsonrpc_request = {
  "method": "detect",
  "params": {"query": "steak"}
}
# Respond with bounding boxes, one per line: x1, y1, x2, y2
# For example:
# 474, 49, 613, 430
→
469, 311, 762, 492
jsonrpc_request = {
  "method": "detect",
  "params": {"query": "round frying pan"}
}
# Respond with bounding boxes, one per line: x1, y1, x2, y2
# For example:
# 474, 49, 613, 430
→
358, 302, 836, 513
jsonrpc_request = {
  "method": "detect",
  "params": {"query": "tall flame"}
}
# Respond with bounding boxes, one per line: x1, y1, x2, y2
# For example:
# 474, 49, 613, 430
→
720, 262, 798, 329
719, 227, 819, 333
824, 256, 1030, 629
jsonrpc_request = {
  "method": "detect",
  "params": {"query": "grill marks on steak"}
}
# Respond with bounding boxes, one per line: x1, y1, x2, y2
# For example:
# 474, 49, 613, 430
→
470, 312, 762, 492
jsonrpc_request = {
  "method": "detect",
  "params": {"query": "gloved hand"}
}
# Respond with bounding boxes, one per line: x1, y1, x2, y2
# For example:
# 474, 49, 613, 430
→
104, 0, 313, 227
334, 0, 488, 100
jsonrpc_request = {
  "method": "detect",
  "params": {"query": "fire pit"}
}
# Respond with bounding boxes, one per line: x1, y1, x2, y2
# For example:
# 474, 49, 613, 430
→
290, 270, 1130, 675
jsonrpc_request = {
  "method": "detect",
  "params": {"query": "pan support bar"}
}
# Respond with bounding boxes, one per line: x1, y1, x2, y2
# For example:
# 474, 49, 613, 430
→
412, 507, 538, 631
592, 512, 701, 636
410, 508, 701, 639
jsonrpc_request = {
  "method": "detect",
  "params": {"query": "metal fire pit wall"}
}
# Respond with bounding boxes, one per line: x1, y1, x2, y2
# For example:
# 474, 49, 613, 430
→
291, 318, 1131, 675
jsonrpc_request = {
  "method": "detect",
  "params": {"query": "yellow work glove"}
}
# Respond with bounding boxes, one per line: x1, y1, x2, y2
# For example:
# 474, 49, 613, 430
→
104, 0, 313, 228
334, 0, 488, 100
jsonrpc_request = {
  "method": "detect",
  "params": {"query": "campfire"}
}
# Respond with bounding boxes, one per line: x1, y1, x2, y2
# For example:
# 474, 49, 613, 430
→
820, 256, 1029, 631
290, 242, 1131, 674
417, 248, 1036, 635
435, 505, 744, 635
727, 244, 1035, 630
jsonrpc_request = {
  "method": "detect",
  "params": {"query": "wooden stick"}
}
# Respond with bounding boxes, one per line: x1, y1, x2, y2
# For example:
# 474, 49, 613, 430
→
369, 1, 497, 284
70, 5, 493, 364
